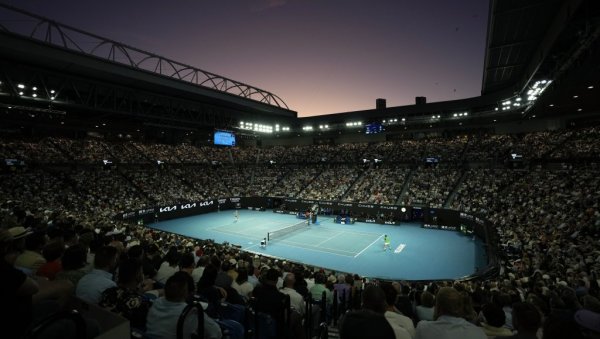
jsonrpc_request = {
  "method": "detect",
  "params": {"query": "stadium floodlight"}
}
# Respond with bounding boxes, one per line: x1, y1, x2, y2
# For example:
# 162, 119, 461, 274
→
588, 85, 594, 89
401, 118, 405, 122
495, 108, 498, 111
578, 108, 583, 112
32, 93, 37, 97
50, 96, 55, 100
50, 90, 55, 94
17, 84, 25, 89
573, 95, 578, 98
453, 113, 457, 117
32, 87, 37, 91
464, 112, 468, 116
401, 207, 407, 213
18, 91, 23, 95
516, 97, 522, 102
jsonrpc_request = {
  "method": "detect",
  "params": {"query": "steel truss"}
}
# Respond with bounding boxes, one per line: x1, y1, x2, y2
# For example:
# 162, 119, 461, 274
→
0, 3, 289, 110
0, 61, 248, 128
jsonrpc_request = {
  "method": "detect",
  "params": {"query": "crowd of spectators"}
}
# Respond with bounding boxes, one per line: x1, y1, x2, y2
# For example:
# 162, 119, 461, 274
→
451, 169, 520, 214
403, 167, 462, 208
386, 136, 468, 163
550, 126, 600, 159
1, 128, 600, 338
270, 165, 322, 198
299, 165, 360, 201
344, 166, 410, 205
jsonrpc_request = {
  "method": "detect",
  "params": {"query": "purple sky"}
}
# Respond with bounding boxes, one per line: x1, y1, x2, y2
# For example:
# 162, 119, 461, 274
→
5, 0, 489, 117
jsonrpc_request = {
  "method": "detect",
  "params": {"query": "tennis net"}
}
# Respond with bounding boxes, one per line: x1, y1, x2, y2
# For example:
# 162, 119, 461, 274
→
267, 221, 310, 241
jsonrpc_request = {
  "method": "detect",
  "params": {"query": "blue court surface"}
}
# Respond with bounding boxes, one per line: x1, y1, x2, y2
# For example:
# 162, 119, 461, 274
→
149, 209, 487, 281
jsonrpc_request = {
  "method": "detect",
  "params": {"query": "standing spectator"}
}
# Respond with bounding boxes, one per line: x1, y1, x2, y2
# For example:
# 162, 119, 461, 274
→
415, 287, 486, 339
280, 273, 305, 317
310, 272, 333, 305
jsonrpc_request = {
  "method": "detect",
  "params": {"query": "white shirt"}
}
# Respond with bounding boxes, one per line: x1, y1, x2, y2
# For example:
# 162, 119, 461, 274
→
280, 287, 306, 316
192, 266, 205, 284
154, 262, 179, 284
385, 311, 416, 338
75, 269, 116, 304
232, 281, 254, 299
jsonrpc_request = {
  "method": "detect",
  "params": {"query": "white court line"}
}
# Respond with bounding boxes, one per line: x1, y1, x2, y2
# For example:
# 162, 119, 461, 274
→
316, 231, 344, 247
275, 240, 356, 257
314, 225, 382, 237
280, 239, 357, 255
354, 234, 384, 258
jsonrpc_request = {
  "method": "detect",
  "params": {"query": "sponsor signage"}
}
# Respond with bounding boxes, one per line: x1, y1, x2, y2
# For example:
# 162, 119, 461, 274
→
181, 203, 197, 210
159, 205, 177, 213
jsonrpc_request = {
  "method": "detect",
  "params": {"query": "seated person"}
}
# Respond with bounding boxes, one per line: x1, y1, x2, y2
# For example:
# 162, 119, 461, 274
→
76, 246, 118, 304
146, 271, 222, 339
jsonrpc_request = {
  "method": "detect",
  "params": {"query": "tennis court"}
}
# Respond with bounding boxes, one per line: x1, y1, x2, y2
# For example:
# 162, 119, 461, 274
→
149, 209, 487, 281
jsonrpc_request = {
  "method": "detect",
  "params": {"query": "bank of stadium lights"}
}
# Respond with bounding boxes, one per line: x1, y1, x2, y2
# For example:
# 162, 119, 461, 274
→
452, 112, 468, 117
526, 79, 551, 102
319, 125, 329, 130
382, 118, 407, 126
302, 126, 313, 131
345, 121, 362, 127
238, 121, 273, 134
501, 99, 517, 111
431, 115, 441, 119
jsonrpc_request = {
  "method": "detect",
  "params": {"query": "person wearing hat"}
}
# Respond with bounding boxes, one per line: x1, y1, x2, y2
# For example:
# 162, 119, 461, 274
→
14, 228, 47, 273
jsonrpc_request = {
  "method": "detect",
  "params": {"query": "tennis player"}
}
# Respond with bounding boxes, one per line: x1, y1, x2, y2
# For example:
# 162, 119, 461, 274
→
234, 210, 239, 222
383, 234, 391, 251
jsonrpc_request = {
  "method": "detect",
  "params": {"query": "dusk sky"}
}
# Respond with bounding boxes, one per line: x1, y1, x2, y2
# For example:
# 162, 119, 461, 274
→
4, 0, 490, 117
